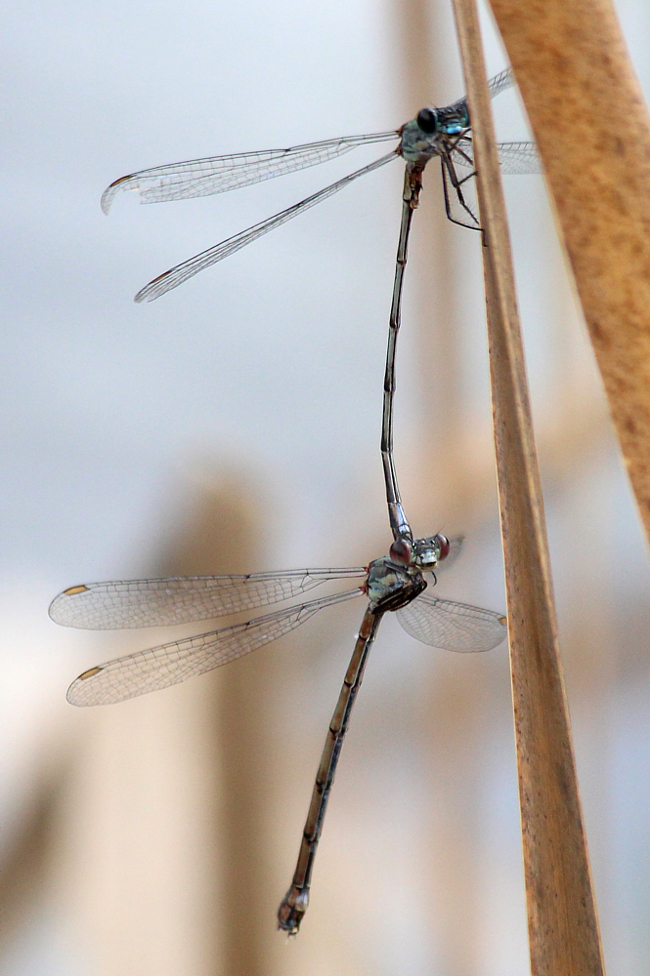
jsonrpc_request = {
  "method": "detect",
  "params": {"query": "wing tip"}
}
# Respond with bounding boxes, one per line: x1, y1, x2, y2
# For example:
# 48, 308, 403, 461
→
134, 271, 172, 303
100, 174, 135, 215
49, 584, 90, 625
66, 665, 105, 706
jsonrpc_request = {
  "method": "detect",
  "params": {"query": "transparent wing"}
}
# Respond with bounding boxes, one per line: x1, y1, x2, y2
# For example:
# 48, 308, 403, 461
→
67, 588, 362, 706
448, 68, 539, 175
446, 67, 515, 116
101, 131, 399, 213
450, 137, 540, 175
396, 592, 507, 652
487, 67, 515, 99
49, 568, 367, 630
134, 150, 397, 302
494, 141, 541, 175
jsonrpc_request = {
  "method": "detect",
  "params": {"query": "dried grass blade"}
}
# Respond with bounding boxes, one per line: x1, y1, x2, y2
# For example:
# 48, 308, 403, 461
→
450, 0, 605, 972
487, 0, 650, 549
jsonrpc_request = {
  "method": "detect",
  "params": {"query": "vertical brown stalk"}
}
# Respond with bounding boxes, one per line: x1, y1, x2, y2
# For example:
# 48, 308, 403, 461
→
450, 0, 605, 972
488, 0, 650, 549
160, 477, 273, 976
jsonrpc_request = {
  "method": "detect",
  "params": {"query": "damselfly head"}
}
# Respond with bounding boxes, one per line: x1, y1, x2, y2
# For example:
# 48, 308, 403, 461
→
416, 103, 471, 139
410, 533, 452, 571
401, 102, 469, 163
416, 102, 471, 137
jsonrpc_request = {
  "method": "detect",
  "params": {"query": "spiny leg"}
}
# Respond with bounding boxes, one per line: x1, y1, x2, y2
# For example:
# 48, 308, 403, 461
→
440, 154, 481, 230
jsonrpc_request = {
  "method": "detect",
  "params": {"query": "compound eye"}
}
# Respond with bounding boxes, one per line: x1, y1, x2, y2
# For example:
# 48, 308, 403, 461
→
389, 538, 412, 565
416, 107, 438, 134
435, 534, 451, 560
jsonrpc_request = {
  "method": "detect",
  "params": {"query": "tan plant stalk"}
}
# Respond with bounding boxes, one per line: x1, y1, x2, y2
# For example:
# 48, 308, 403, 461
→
488, 0, 650, 548
450, 0, 606, 971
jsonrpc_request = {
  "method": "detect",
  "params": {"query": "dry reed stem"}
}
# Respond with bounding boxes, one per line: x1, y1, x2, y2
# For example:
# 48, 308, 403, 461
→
487, 0, 650, 549
159, 476, 271, 976
0, 761, 64, 950
450, 1, 605, 972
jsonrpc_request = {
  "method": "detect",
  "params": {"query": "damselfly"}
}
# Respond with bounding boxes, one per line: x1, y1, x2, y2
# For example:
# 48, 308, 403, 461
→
50, 532, 506, 933
102, 68, 538, 303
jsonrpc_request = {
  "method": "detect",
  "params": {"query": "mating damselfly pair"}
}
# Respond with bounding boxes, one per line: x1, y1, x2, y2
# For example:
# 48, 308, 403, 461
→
52, 68, 535, 934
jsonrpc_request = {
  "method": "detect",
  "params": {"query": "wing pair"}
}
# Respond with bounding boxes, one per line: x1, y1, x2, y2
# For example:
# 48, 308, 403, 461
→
51, 569, 506, 706
101, 68, 539, 302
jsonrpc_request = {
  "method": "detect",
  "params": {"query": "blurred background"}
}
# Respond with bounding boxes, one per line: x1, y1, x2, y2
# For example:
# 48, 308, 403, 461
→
2, 0, 650, 973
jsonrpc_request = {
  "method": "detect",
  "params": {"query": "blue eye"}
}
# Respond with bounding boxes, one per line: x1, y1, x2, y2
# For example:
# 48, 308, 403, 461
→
417, 107, 438, 134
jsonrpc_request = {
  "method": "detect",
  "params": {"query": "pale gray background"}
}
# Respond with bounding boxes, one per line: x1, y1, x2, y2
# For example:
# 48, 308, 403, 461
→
2, 0, 650, 973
